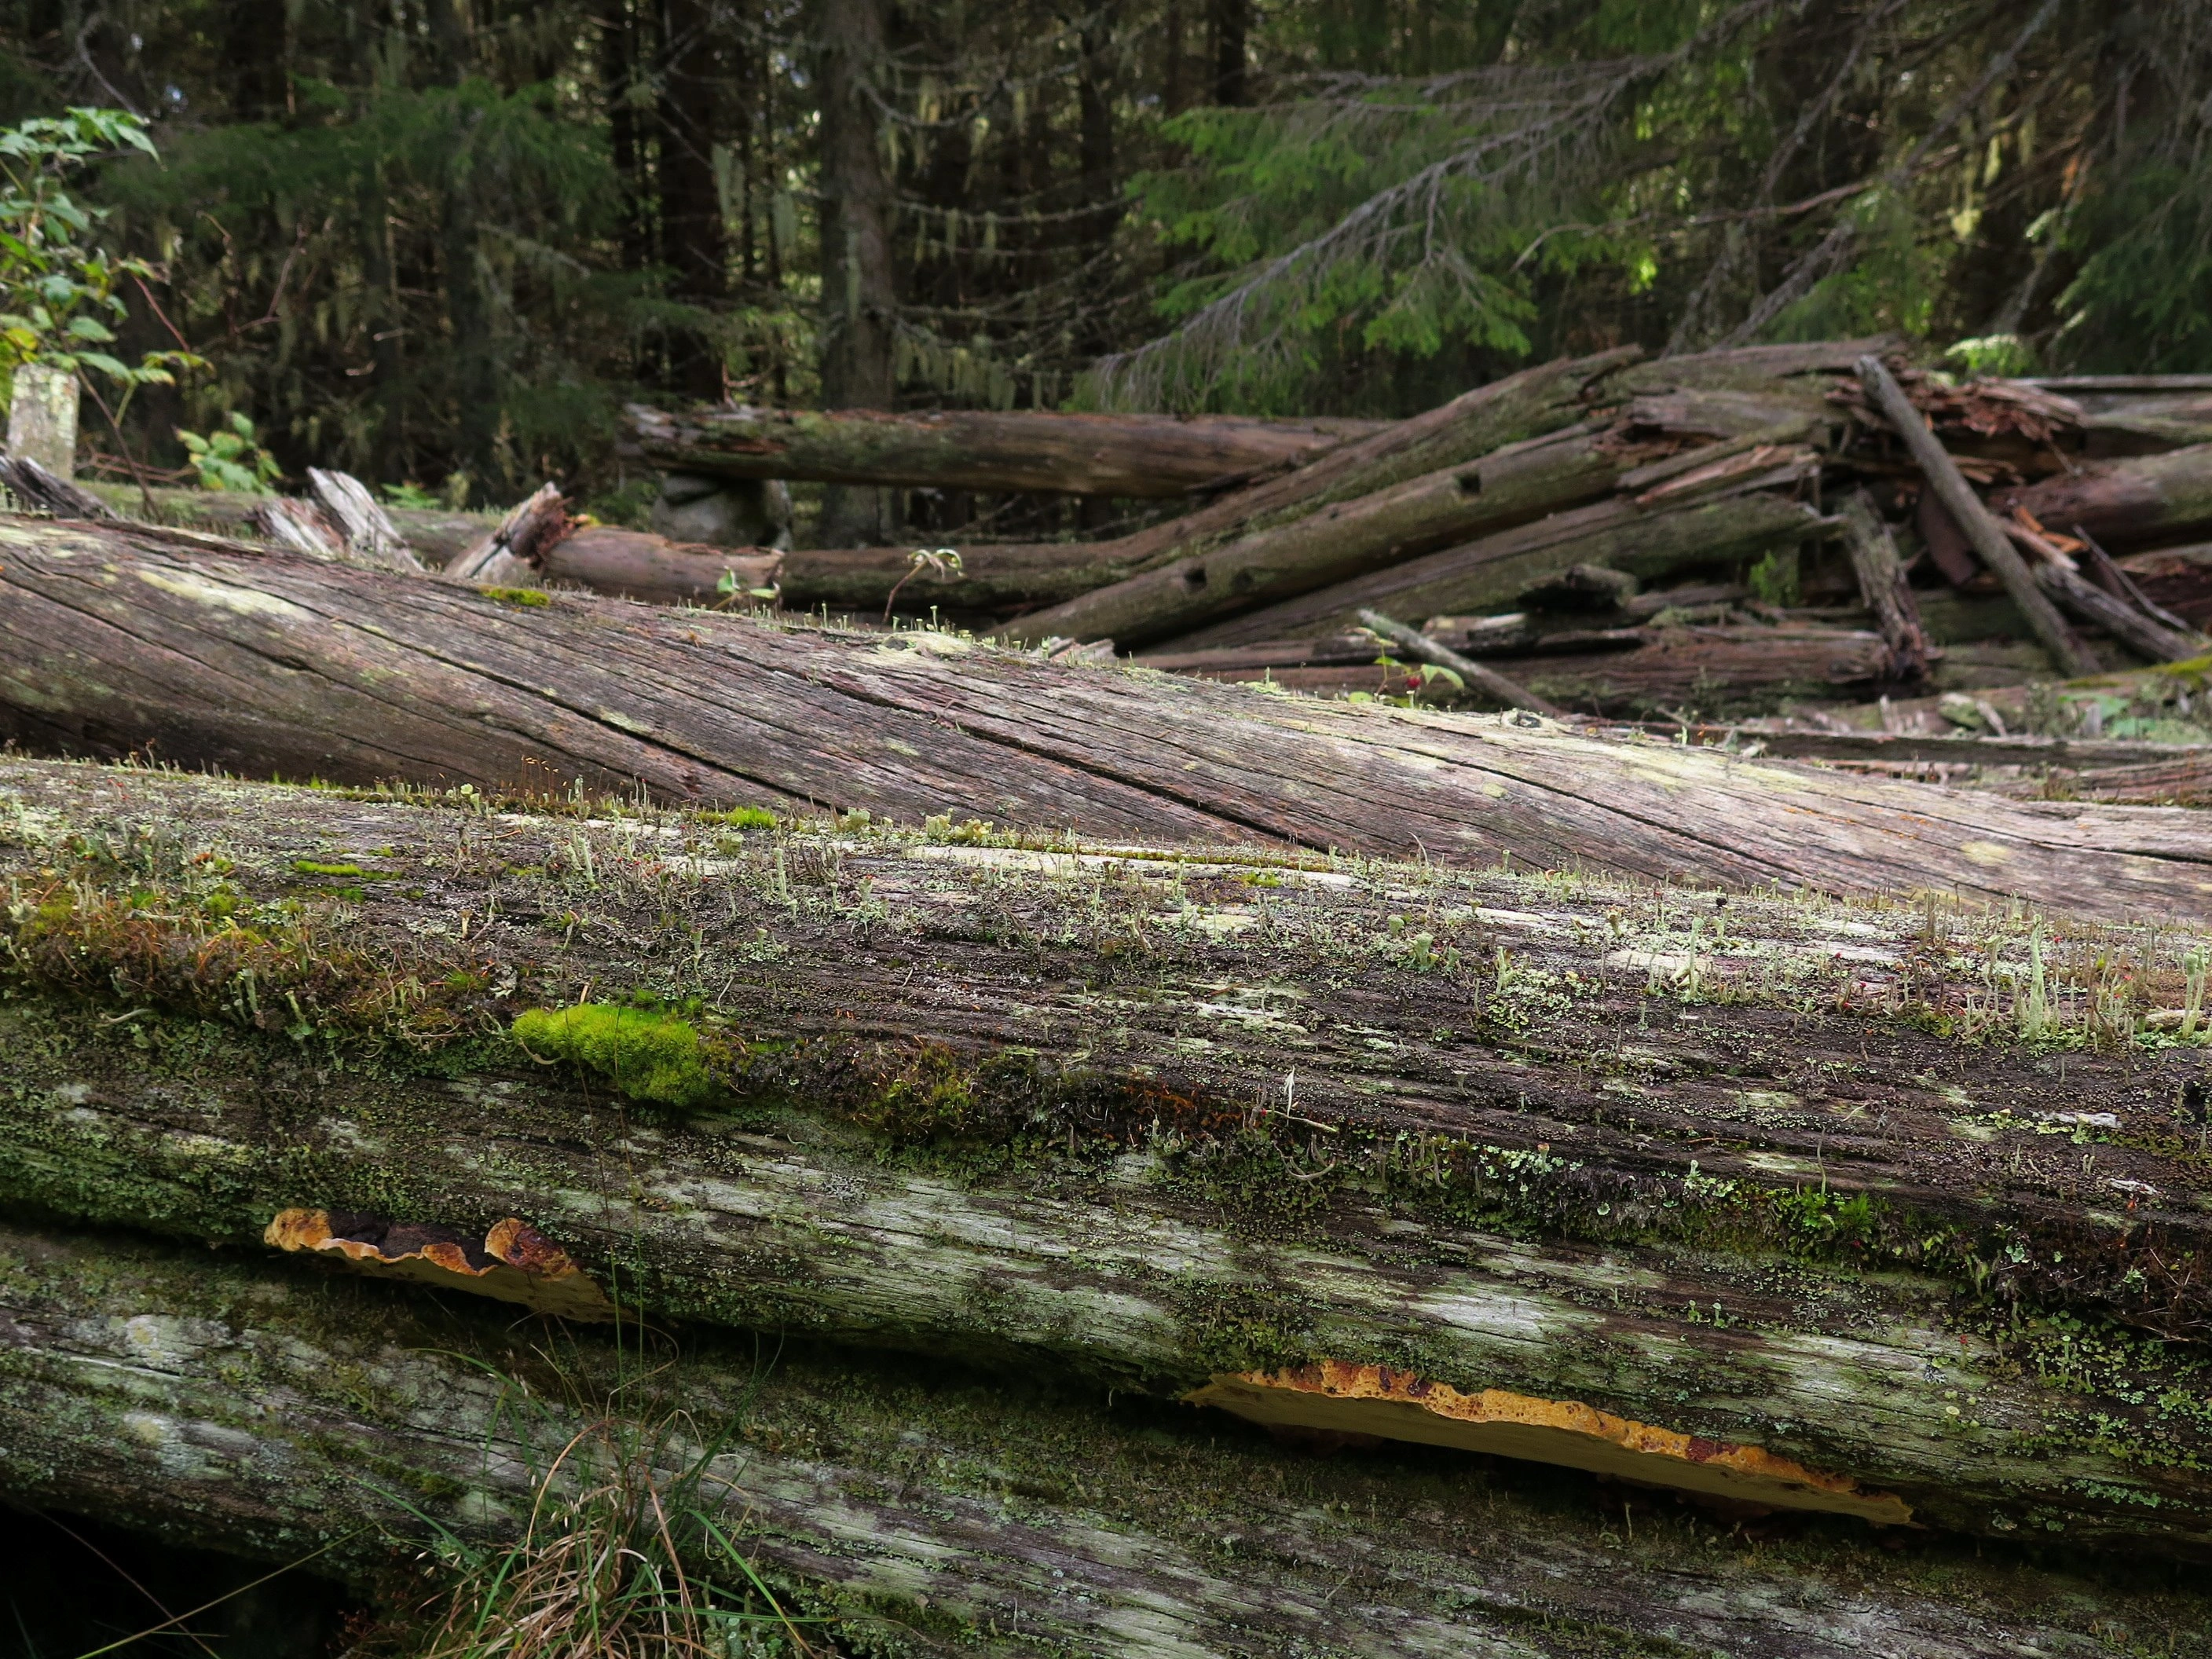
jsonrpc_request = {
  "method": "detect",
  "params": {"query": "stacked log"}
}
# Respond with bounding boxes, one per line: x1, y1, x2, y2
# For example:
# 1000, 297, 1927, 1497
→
13, 344, 2212, 1645
9, 756, 2212, 1644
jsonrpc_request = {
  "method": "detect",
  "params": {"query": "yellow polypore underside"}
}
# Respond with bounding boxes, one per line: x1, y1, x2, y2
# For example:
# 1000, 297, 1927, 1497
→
264, 1207, 617, 1322
1187, 1361, 1914, 1525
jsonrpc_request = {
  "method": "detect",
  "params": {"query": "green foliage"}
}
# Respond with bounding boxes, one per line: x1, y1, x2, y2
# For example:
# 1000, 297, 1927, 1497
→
511, 1000, 719, 1109
380, 480, 443, 511
176, 411, 280, 491
0, 107, 196, 389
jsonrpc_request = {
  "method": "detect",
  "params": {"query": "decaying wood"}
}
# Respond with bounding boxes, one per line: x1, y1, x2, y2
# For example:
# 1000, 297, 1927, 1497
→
7, 1225, 2202, 1659
84, 481, 497, 566
1838, 491, 1932, 680
767, 352, 1646, 618
9, 761, 2212, 1552
1186, 625, 1899, 714
306, 468, 419, 571
537, 525, 783, 607
1157, 467, 1825, 649
1998, 442, 2212, 549
627, 401, 1391, 497
998, 422, 1634, 649
1856, 356, 2096, 676
447, 481, 569, 584
250, 494, 347, 560
0, 455, 112, 518
7, 522, 2212, 915
2036, 558, 2209, 663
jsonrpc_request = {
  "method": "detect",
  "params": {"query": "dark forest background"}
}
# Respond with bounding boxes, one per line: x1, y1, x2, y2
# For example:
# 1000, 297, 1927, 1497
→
1, 0, 2208, 523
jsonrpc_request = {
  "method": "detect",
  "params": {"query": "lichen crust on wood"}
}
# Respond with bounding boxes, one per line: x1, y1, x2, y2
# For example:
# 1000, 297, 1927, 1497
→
1188, 1362, 1914, 1525
262, 1207, 616, 1320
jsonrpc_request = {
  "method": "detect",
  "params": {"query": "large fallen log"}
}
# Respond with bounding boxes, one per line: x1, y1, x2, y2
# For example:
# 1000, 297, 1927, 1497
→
7, 1224, 2199, 1659
1997, 442, 2212, 550
627, 402, 1391, 497
998, 408, 1834, 651
773, 350, 1642, 617
1154, 459, 1826, 649
9, 760, 2212, 1555
1174, 624, 1899, 714
6, 521, 2212, 917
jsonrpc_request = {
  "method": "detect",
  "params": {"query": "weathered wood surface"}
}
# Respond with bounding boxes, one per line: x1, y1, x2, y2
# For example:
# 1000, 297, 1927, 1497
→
10, 762, 2212, 1551
1157, 470, 1825, 649
82, 480, 497, 567
538, 524, 783, 607
1190, 624, 1899, 712
9, 1224, 2203, 1659
1857, 357, 2096, 677
1998, 443, 2212, 551
627, 401, 1392, 497
998, 423, 1632, 650
1838, 492, 1932, 681
6, 522, 2212, 915
782, 351, 1641, 617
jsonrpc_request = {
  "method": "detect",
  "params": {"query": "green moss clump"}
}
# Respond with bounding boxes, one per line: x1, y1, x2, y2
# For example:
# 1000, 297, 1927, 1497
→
512, 1002, 720, 1108
481, 586, 551, 607
698, 806, 778, 830
292, 859, 375, 878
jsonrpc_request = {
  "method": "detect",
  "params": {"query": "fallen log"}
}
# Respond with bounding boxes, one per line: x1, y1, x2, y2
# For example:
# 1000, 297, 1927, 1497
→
1154, 460, 1826, 650
9, 522, 2212, 914
1857, 357, 2096, 677
770, 351, 1643, 616
996, 422, 1632, 648
10, 761, 2212, 1553
10, 1224, 2205, 1657
537, 525, 783, 607
1838, 492, 1932, 680
756, 347, 1882, 619
1000, 408, 1836, 650
627, 402, 1392, 497
1997, 442, 2212, 550
1178, 624, 1898, 714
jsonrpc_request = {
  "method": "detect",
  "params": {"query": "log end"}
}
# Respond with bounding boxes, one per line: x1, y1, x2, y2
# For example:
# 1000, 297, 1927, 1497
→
1188, 1361, 1915, 1526
263, 1207, 617, 1321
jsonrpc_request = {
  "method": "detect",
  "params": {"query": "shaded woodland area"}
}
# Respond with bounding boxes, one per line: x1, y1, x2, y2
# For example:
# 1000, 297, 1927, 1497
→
9, 5, 2212, 1658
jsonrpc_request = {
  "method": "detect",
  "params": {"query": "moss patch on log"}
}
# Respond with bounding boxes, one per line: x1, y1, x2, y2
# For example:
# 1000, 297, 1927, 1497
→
511, 1000, 721, 1108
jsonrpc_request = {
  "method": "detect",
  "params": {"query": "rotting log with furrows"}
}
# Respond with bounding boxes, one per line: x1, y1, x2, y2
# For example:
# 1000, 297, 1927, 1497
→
7, 1222, 2208, 1659
11, 759, 2212, 1554
5, 518, 2212, 920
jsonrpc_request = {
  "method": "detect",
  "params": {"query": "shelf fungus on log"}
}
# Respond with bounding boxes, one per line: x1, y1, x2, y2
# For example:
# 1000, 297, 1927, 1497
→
11, 761, 2212, 1552
1188, 1364, 1914, 1526
262, 1207, 616, 1320
7, 1221, 2203, 1659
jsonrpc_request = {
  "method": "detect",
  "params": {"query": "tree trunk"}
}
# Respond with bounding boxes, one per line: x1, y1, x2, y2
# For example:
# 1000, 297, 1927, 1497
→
814, 0, 899, 546
6, 1223, 2200, 1657
655, 0, 727, 399
628, 403, 1390, 496
1996, 441, 2212, 550
1157, 466, 1825, 649
5, 522, 2210, 917
7, 761, 2212, 1555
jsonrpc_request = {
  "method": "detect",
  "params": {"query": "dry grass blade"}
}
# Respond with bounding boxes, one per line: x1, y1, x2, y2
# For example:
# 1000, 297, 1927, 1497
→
392, 1386, 823, 1659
